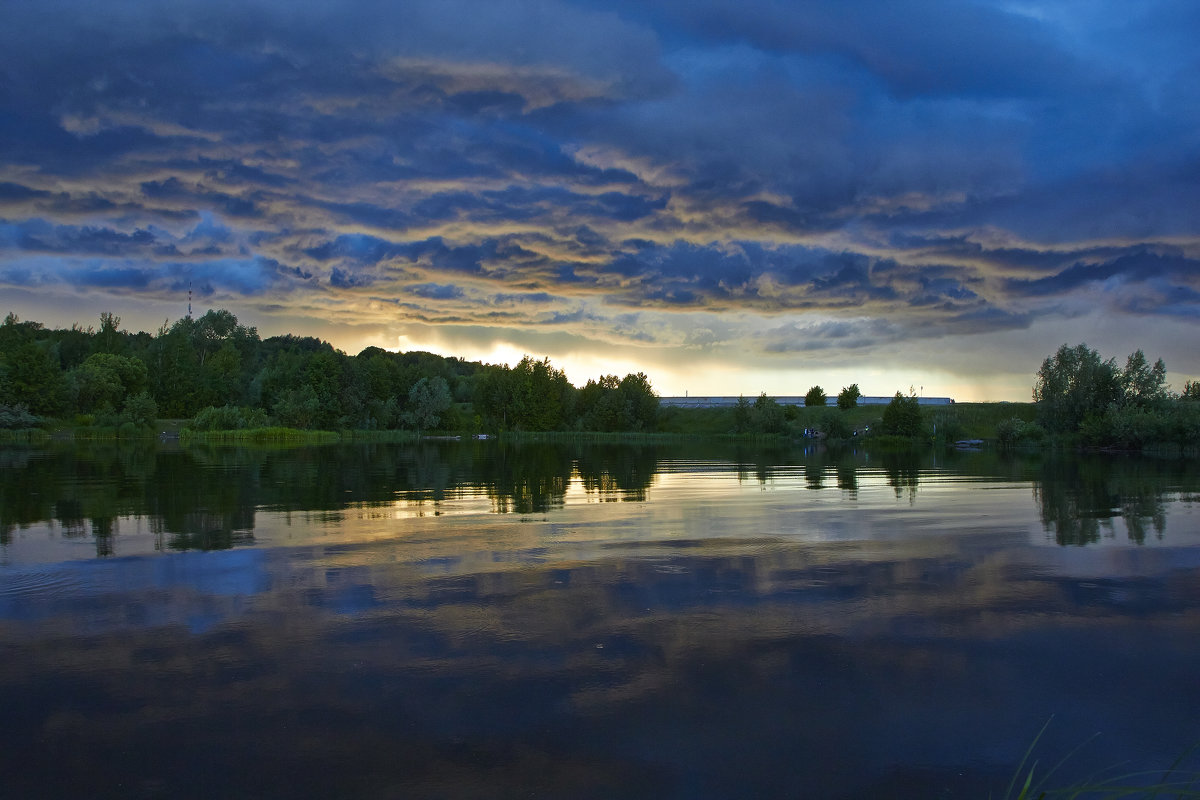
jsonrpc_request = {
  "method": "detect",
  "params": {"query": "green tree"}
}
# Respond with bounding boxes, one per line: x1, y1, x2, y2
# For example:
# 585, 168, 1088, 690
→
69, 359, 123, 413
507, 356, 571, 431
404, 376, 452, 436
203, 340, 243, 406
122, 391, 158, 428
752, 393, 785, 434
1, 341, 68, 414
149, 318, 203, 416
578, 374, 622, 431
1119, 349, 1167, 409
57, 324, 93, 370
804, 385, 827, 407
836, 383, 861, 410
732, 395, 752, 433
96, 312, 124, 354
69, 353, 148, 414
0, 312, 38, 351
1033, 343, 1121, 433
274, 384, 322, 429
1184, 380, 1200, 401
881, 392, 922, 436
474, 364, 517, 430
618, 372, 659, 431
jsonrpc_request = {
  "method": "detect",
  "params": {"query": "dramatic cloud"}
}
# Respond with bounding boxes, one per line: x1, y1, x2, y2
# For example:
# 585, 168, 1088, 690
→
1, 0, 1198, 398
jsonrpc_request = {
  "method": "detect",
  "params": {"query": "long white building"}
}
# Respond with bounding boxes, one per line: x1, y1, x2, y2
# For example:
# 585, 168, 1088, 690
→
658, 395, 953, 408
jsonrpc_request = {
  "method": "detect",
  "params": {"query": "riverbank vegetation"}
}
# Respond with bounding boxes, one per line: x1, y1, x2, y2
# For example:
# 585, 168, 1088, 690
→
2, 311, 1198, 453
0, 309, 658, 439
1031, 343, 1200, 452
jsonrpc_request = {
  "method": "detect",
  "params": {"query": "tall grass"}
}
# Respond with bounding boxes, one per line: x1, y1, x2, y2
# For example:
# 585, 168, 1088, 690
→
338, 429, 421, 443
498, 430, 700, 444
0, 428, 50, 443
181, 426, 339, 444
999, 720, 1200, 799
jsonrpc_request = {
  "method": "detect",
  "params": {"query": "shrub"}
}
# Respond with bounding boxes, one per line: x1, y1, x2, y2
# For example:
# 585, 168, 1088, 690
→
820, 409, 851, 440
0, 403, 40, 429
996, 417, 1045, 447
1080, 405, 1173, 450
122, 391, 158, 429
881, 392, 922, 437
836, 384, 861, 410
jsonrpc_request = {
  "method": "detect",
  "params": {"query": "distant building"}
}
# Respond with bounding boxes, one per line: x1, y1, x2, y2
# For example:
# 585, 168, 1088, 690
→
658, 395, 953, 409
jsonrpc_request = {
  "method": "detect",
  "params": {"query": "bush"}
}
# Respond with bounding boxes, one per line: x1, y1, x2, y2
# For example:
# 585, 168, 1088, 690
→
928, 411, 965, 444
881, 392, 922, 437
0, 403, 40, 429
996, 417, 1046, 447
752, 393, 786, 434
272, 386, 322, 429
836, 384, 861, 410
1075, 402, 1200, 451
122, 391, 158, 429
820, 409, 851, 440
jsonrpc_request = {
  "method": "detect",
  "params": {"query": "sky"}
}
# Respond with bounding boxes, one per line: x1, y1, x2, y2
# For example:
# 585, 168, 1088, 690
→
2, 0, 1198, 401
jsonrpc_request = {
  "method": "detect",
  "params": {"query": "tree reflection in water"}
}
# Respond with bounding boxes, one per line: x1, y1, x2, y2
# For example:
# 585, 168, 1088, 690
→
1033, 456, 1188, 545
882, 451, 921, 503
4, 441, 1200, 554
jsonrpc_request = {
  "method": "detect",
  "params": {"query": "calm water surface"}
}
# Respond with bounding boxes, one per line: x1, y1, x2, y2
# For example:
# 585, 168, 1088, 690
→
2, 441, 1199, 798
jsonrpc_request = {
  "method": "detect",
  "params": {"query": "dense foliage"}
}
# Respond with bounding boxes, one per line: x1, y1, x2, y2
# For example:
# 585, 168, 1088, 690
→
881, 392, 923, 437
836, 384, 861, 410
0, 310, 660, 435
5, 311, 1196, 452
1033, 342, 1198, 450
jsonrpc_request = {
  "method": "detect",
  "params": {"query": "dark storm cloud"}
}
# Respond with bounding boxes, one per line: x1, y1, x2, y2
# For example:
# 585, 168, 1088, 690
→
1, 220, 170, 257
762, 300, 1033, 355
602, 241, 920, 309
0, 254, 311, 296
406, 185, 667, 226
329, 267, 375, 289
0, 0, 1197, 381
1115, 284, 1200, 319
1005, 250, 1200, 298
494, 292, 554, 305
407, 283, 465, 301
304, 234, 408, 265
141, 179, 264, 219
763, 320, 897, 353
593, 0, 1089, 98
0, 183, 48, 202
306, 234, 554, 284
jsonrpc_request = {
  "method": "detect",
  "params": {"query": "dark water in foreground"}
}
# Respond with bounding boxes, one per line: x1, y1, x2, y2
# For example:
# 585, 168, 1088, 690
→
2, 441, 1199, 799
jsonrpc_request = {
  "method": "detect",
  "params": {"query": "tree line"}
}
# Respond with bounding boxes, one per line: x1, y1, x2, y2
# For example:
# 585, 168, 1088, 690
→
1013, 342, 1200, 450
5, 311, 1197, 450
0, 310, 658, 434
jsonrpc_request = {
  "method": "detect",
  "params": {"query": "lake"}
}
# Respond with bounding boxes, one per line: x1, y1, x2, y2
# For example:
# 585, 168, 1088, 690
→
2, 440, 1199, 798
